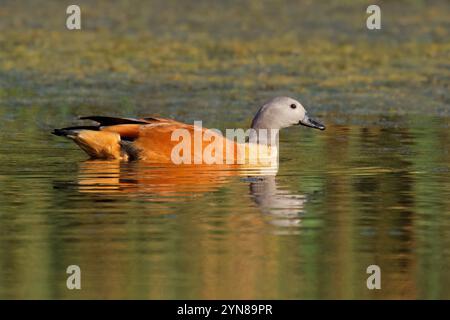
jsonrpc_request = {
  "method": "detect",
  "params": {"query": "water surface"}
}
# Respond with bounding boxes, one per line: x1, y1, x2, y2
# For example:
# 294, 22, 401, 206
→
0, 0, 449, 299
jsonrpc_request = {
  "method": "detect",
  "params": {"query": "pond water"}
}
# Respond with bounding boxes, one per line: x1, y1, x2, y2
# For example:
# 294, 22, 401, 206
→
0, 0, 449, 299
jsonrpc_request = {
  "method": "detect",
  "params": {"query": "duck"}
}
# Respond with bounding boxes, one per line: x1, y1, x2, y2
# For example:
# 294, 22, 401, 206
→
52, 96, 325, 164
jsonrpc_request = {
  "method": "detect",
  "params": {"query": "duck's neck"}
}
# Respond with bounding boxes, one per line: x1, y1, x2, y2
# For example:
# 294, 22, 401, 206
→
249, 124, 279, 145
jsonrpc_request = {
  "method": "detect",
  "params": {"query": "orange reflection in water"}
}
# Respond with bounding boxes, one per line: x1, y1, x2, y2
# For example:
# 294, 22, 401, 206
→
77, 160, 278, 198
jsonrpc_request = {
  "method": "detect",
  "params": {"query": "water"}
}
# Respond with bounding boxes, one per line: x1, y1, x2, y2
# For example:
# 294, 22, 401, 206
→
0, 0, 449, 299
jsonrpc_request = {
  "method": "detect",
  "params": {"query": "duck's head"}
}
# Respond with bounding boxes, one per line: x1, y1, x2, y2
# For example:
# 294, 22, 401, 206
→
251, 96, 325, 131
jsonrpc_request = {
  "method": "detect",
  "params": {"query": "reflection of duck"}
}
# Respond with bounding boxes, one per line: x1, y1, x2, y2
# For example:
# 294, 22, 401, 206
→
52, 97, 325, 166
249, 176, 306, 228
77, 160, 237, 197
77, 161, 307, 229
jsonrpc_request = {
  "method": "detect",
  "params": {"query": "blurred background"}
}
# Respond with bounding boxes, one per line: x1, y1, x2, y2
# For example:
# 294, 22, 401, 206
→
0, 0, 449, 299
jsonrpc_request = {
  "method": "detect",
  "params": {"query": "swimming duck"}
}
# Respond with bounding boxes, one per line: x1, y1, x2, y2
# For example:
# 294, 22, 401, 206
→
52, 96, 325, 164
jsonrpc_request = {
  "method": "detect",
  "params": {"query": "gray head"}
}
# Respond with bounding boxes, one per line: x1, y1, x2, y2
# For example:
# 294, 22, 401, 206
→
251, 96, 325, 131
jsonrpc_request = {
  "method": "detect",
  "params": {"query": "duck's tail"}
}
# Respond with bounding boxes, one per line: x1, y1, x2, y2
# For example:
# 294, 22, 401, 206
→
52, 126, 124, 160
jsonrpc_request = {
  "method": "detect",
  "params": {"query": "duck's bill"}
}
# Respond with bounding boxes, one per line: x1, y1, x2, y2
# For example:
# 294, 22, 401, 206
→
299, 114, 326, 130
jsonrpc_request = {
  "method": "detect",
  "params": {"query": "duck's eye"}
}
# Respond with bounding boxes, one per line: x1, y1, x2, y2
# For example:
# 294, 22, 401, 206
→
290, 104, 297, 109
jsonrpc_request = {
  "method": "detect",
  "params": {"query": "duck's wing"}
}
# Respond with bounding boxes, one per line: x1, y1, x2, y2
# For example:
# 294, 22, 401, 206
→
79, 116, 173, 141
53, 116, 194, 160
79, 116, 157, 126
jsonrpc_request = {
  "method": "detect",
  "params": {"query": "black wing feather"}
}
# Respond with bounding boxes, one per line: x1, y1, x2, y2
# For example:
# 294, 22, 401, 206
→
79, 116, 152, 126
